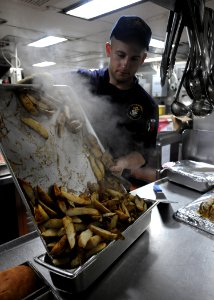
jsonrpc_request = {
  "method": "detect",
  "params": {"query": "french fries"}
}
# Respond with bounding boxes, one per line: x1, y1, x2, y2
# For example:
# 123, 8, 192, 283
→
78, 229, 93, 248
21, 117, 49, 139
63, 216, 76, 250
18, 92, 39, 115
19, 180, 148, 268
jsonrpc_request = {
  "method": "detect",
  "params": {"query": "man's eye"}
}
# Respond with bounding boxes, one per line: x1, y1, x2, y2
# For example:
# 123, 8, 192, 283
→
132, 57, 140, 62
116, 53, 125, 58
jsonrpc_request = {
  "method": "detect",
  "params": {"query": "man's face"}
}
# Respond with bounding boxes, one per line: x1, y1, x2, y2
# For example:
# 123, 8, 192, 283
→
106, 37, 147, 87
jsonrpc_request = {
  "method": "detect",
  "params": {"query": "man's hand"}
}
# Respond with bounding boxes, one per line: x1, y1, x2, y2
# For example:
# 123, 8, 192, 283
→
109, 151, 145, 173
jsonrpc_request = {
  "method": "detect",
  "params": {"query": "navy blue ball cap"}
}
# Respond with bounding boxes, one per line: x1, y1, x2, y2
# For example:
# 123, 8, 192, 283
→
110, 15, 152, 50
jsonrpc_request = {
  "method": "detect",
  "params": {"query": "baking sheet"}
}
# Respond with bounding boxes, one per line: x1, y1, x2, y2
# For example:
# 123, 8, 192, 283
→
174, 189, 214, 235
0, 85, 96, 194
167, 160, 214, 192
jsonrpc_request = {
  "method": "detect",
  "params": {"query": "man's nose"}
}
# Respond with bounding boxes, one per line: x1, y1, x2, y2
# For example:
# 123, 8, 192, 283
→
122, 57, 130, 68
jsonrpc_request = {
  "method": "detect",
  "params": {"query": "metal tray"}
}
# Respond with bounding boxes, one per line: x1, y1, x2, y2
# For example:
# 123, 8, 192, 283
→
167, 160, 214, 192
0, 84, 97, 193
0, 84, 157, 292
174, 190, 214, 236
34, 201, 156, 293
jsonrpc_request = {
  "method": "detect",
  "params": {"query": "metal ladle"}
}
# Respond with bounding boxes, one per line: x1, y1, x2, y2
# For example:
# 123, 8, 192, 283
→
191, 98, 213, 117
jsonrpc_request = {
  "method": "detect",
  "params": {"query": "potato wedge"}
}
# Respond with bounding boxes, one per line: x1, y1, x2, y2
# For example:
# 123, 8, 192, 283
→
115, 209, 129, 221
57, 200, 67, 214
70, 254, 82, 268
106, 189, 123, 198
86, 242, 107, 259
61, 190, 90, 206
41, 228, 59, 238
85, 235, 102, 250
39, 201, 57, 218
74, 223, 87, 232
52, 256, 70, 266
72, 216, 82, 223
66, 207, 100, 217
63, 216, 76, 250
78, 229, 93, 248
21, 117, 49, 139
53, 183, 61, 198
43, 219, 63, 229
92, 198, 111, 214
18, 92, 38, 115
88, 154, 103, 181
95, 158, 105, 178
34, 204, 49, 224
135, 197, 147, 212
108, 214, 118, 230
50, 235, 68, 256
57, 227, 66, 236
37, 185, 54, 207
89, 224, 118, 240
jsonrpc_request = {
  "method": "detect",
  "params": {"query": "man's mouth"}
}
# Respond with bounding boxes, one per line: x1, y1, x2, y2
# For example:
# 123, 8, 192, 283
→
117, 71, 130, 76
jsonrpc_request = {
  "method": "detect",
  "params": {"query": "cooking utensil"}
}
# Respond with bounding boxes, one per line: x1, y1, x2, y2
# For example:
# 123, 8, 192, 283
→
161, 11, 181, 86
145, 198, 178, 204
168, 17, 185, 78
153, 184, 167, 200
191, 98, 213, 116
171, 53, 192, 117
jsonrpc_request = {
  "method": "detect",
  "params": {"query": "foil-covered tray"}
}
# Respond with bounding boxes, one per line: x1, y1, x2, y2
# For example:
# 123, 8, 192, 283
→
167, 160, 214, 192
174, 190, 214, 235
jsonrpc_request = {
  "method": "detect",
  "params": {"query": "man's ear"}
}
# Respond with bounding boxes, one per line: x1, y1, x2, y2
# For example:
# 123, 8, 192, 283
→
105, 42, 111, 57
141, 52, 147, 64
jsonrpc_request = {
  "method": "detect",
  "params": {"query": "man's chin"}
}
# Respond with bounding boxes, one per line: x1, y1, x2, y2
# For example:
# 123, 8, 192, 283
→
115, 74, 131, 83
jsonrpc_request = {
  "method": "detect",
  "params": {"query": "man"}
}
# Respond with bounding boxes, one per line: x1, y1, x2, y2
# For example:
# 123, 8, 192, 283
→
78, 16, 159, 185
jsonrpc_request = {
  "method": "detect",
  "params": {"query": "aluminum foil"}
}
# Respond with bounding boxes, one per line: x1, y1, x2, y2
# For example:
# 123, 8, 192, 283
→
0, 85, 97, 194
167, 160, 214, 184
174, 190, 214, 235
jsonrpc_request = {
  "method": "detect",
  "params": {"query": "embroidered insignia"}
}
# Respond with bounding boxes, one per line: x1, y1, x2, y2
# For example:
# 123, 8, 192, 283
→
127, 104, 143, 120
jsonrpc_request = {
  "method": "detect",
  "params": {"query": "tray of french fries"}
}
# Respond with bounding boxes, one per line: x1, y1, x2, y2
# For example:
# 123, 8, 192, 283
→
0, 83, 157, 292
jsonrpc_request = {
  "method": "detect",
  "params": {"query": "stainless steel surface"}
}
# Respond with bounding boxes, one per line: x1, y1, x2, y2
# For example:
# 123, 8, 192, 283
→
182, 129, 214, 164
1, 179, 214, 299
167, 160, 214, 192
34, 201, 157, 293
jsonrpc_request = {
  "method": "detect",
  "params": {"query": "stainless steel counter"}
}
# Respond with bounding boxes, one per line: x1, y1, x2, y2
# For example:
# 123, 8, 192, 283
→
1, 178, 214, 300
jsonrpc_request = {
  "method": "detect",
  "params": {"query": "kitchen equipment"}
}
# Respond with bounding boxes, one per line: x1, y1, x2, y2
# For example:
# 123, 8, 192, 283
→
167, 160, 214, 192
34, 200, 156, 293
161, 11, 181, 86
0, 84, 158, 292
153, 184, 167, 200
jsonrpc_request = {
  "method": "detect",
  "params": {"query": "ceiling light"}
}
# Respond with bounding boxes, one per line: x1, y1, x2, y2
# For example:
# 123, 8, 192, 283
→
144, 57, 162, 63
149, 38, 164, 49
28, 36, 67, 47
33, 61, 56, 67
64, 0, 142, 20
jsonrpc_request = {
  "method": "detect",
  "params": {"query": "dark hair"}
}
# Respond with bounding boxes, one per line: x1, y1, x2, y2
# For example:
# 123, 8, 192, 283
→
110, 15, 152, 50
